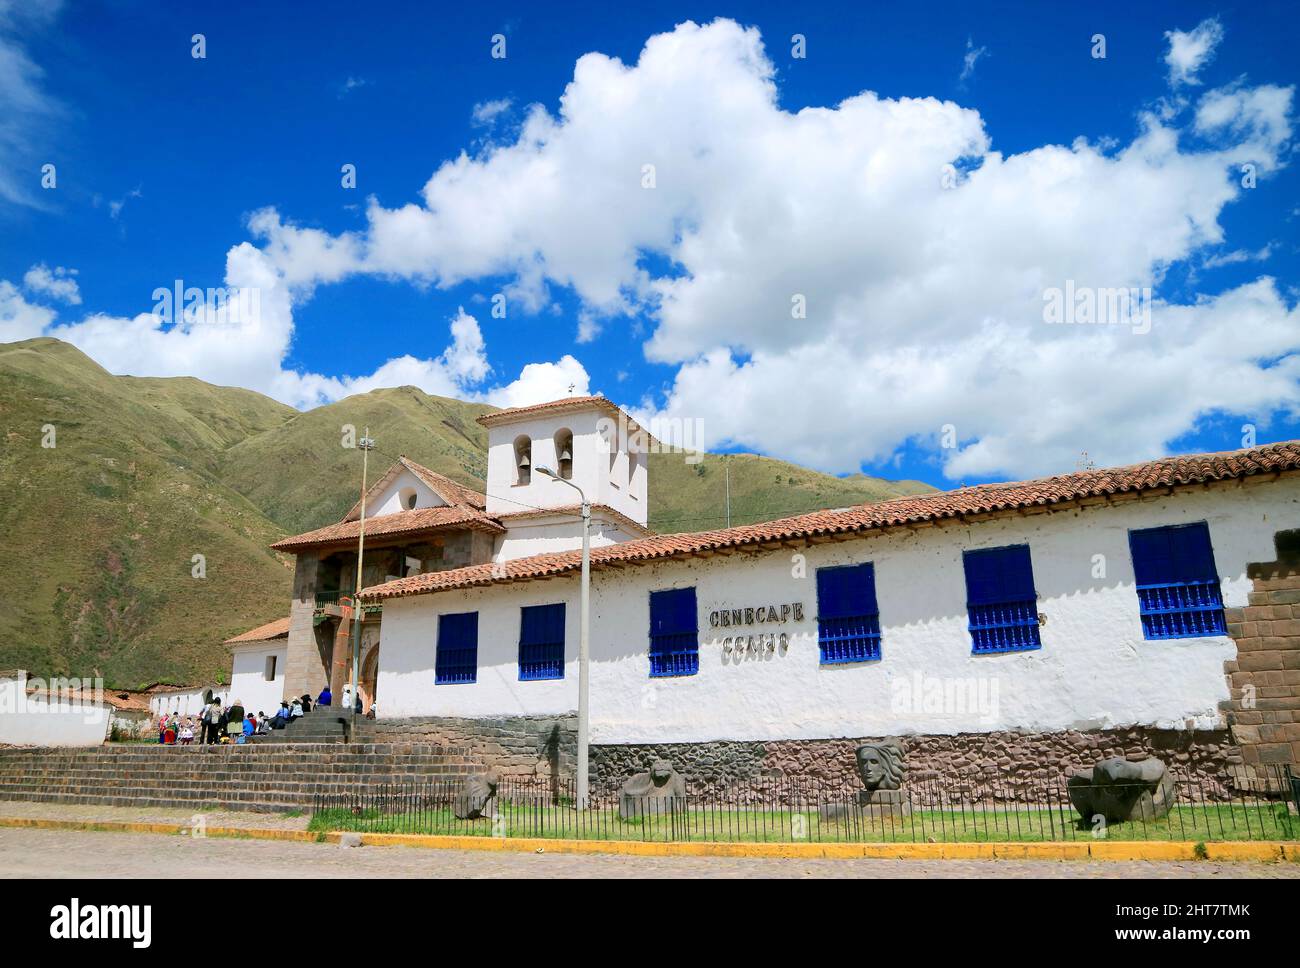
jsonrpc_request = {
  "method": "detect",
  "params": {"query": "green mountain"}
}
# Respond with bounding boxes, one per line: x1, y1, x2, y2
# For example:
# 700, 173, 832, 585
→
220, 386, 490, 535
0, 337, 935, 688
0, 338, 294, 689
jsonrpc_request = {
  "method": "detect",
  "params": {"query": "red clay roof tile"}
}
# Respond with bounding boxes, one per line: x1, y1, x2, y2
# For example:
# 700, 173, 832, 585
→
270, 505, 505, 552
224, 616, 291, 644
360, 440, 1300, 601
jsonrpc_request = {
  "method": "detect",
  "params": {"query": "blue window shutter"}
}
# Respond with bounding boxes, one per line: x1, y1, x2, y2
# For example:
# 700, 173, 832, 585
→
815, 563, 881, 663
649, 587, 699, 677
435, 612, 478, 684
519, 603, 566, 680
962, 545, 1041, 654
1128, 522, 1225, 640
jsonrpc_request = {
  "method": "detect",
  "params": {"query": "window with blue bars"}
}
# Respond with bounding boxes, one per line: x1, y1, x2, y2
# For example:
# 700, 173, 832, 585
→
435, 611, 478, 685
519, 603, 565, 680
963, 545, 1041, 654
1128, 522, 1226, 640
815, 563, 881, 663
649, 587, 699, 677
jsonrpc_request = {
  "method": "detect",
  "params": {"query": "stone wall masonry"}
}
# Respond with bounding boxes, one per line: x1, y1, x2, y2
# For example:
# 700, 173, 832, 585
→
367, 714, 1240, 802
370, 714, 577, 783
1222, 529, 1300, 785
284, 554, 323, 701
589, 726, 1240, 800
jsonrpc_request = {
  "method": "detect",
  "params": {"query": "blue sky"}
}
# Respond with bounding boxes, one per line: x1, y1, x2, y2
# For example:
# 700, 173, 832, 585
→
2, 0, 1297, 489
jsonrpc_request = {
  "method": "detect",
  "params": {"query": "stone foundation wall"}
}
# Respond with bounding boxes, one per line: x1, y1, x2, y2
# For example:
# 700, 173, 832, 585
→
369, 713, 1241, 801
371, 714, 577, 782
590, 726, 1240, 800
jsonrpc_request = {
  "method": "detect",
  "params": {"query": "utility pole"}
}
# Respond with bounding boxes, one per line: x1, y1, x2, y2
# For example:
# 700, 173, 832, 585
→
724, 454, 731, 528
349, 428, 375, 725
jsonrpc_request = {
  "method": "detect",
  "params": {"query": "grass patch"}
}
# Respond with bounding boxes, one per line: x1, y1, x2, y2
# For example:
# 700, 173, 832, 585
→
307, 802, 1298, 844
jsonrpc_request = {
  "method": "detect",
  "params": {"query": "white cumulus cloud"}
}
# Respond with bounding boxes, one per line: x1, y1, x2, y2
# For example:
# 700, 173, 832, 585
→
1165, 17, 1225, 86
22, 263, 80, 303
8, 17, 1297, 480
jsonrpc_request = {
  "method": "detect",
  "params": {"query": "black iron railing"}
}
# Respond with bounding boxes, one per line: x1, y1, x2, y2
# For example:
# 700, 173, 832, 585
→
309, 764, 1298, 844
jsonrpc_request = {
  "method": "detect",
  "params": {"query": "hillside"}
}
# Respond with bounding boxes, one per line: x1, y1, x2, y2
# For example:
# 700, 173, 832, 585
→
220, 386, 491, 535
0, 339, 293, 688
647, 451, 933, 532
0, 337, 935, 687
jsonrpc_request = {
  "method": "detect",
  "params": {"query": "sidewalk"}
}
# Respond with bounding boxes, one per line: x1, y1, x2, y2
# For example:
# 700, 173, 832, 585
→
0, 799, 312, 832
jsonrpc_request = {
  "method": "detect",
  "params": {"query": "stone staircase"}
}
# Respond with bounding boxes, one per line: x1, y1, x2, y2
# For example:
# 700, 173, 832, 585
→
255, 704, 374, 744
0, 742, 479, 813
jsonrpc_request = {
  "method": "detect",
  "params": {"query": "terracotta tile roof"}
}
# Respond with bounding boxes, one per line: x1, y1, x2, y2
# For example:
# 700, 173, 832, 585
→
403, 457, 487, 510
495, 503, 655, 537
25, 686, 151, 712
361, 440, 1300, 601
271, 505, 505, 552
476, 395, 655, 441
224, 616, 291, 644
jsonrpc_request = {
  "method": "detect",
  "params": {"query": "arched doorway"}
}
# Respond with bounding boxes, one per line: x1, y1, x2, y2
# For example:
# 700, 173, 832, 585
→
359, 646, 379, 716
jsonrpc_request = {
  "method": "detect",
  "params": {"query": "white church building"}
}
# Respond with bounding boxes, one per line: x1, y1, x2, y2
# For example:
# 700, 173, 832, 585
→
359, 397, 1300, 792
232, 394, 1300, 793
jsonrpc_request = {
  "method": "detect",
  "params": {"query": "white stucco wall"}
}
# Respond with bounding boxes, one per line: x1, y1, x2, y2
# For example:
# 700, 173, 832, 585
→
0, 674, 111, 746
369, 469, 446, 518
376, 476, 1299, 744
495, 511, 643, 561
228, 642, 288, 716
150, 686, 226, 718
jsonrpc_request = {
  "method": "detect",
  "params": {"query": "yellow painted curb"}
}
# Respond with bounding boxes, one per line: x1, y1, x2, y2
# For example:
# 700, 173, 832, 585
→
1203, 841, 1287, 862
1090, 840, 1193, 861
1, 816, 1295, 862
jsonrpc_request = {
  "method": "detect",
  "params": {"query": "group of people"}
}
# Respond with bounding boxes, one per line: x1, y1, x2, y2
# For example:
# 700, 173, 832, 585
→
154, 692, 329, 745
153, 686, 354, 745
156, 698, 253, 745
266, 694, 316, 731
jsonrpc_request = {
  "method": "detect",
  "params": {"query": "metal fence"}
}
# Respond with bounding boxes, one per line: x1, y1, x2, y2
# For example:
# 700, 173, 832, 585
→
310, 764, 1299, 844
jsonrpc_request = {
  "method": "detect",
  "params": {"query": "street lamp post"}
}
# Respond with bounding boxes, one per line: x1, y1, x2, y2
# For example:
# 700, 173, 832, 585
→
537, 465, 590, 809
350, 429, 375, 729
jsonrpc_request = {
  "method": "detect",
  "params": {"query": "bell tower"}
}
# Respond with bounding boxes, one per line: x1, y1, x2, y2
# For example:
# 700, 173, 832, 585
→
478, 395, 650, 527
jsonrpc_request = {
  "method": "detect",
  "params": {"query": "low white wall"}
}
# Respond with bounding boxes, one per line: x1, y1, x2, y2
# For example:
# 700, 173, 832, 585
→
150, 686, 226, 718
0, 675, 111, 747
228, 642, 288, 717
376, 477, 1298, 745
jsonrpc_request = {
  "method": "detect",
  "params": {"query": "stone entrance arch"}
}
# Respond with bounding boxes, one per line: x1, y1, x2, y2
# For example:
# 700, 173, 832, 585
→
359, 646, 379, 715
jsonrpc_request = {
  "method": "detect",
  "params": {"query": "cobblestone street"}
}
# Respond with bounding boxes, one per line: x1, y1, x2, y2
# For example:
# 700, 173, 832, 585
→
3, 826, 1298, 878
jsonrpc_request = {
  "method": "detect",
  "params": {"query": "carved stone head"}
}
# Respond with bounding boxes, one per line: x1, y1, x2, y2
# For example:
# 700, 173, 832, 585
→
855, 742, 904, 791
650, 759, 674, 787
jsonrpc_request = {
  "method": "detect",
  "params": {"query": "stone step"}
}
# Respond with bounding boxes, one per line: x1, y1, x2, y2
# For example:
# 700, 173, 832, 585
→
0, 743, 473, 759
1, 753, 476, 768
0, 790, 303, 814
0, 778, 469, 798
0, 742, 483, 813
